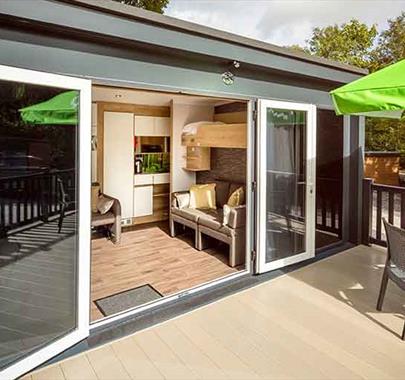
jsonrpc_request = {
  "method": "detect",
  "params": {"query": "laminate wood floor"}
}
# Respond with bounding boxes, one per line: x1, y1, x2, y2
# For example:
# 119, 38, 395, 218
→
91, 222, 243, 321
28, 245, 405, 380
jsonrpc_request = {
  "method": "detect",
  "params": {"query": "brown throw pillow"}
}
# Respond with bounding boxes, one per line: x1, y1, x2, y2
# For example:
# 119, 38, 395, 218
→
96, 195, 114, 215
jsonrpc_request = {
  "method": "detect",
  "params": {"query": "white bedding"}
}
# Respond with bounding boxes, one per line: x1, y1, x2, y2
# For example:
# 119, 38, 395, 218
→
182, 121, 224, 135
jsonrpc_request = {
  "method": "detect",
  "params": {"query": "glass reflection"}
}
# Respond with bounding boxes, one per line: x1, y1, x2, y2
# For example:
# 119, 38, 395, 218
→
0, 81, 78, 369
265, 108, 306, 263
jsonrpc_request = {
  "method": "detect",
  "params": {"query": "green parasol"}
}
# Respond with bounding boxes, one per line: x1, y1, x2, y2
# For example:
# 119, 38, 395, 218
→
19, 90, 79, 125
330, 59, 405, 119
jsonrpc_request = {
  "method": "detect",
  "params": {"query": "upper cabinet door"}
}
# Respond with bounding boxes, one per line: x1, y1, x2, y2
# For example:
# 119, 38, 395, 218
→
154, 116, 170, 136
134, 115, 170, 137
134, 115, 154, 136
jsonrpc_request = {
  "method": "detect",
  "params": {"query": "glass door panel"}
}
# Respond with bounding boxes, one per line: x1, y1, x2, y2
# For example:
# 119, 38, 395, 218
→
0, 65, 91, 379
257, 100, 316, 273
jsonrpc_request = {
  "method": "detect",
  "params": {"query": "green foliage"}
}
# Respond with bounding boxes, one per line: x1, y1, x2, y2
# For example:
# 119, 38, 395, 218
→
295, 14, 405, 166
111, 0, 169, 13
307, 19, 377, 69
372, 12, 405, 70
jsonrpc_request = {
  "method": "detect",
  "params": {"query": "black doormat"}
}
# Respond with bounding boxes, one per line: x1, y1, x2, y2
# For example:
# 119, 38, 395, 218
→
95, 284, 163, 317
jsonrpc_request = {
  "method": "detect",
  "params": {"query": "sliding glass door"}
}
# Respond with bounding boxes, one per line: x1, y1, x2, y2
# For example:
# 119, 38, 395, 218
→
256, 100, 316, 273
0, 65, 91, 379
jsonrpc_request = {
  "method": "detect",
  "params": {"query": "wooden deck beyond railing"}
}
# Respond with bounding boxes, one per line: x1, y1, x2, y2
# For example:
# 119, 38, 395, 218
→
362, 178, 405, 246
0, 169, 75, 235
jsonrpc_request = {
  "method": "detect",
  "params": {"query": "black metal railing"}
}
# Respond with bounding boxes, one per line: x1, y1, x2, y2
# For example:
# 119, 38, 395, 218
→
316, 177, 342, 236
362, 178, 405, 246
0, 168, 75, 234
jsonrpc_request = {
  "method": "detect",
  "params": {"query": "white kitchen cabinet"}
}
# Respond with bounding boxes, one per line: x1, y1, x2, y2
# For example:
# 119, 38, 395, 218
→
154, 117, 170, 136
134, 115, 170, 136
103, 112, 134, 219
134, 174, 153, 186
134, 185, 153, 217
134, 115, 154, 136
153, 173, 170, 184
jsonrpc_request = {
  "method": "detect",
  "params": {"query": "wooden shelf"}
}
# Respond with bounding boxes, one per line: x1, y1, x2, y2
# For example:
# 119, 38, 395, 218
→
183, 167, 210, 172
153, 193, 170, 197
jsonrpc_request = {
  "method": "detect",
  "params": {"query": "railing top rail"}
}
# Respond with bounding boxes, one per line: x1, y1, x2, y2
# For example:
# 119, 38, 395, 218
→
371, 182, 405, 194
0, 168, 75, 182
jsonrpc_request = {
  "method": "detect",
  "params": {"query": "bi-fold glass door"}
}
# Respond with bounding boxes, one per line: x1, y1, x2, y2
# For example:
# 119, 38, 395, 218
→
0, 65, 91, 379
256, 99, 316, 273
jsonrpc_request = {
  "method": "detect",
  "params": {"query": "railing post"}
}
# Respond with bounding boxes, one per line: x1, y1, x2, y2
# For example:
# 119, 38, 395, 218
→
362, 178, 373, 246
40, 172, 51, 222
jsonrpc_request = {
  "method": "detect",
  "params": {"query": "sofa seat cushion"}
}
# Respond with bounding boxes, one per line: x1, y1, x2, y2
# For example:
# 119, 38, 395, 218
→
171, 207, 208, 222
198, 209, 224, 230
92, 211, 115, 226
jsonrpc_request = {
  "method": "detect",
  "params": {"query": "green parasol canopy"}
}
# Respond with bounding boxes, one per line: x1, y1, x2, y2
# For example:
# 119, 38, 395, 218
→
19, 90, 79, 125
330, 59, 405, 119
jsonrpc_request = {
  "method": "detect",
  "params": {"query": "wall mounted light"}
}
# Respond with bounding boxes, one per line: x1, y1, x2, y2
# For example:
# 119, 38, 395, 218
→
221, 60, 240, 86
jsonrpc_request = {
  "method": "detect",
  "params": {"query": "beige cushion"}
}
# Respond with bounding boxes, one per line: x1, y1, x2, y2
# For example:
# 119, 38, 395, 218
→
189, 183, 216, 209
91, 184, 100, 213
198, 209, 223, 230
222, 204, 232, 226
227, 186, 244, 207
96, 195, 114, 215
171, 207, 206, 222
174, 192, 190, 209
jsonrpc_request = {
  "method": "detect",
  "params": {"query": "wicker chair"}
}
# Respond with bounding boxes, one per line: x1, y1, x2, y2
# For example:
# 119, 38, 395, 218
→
376, 219, 405, 340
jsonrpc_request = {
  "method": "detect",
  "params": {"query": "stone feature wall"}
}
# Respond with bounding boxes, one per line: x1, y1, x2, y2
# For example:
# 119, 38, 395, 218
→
196, 148, 246, 184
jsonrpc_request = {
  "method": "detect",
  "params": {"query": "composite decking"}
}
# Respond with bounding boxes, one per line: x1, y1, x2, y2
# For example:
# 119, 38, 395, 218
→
27, 245, 405, 380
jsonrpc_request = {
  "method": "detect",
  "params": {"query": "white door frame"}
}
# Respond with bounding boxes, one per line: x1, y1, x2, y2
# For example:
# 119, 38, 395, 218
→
256, 99, 317, 273
0, 65, 92, 379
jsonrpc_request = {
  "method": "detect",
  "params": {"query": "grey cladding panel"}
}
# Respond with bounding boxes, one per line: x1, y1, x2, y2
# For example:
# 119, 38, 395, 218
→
0, 39, 334, 107
0, 0, 362, 84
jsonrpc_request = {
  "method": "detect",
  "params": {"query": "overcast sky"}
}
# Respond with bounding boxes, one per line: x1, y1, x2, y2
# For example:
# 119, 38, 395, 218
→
165, 0, 405, 47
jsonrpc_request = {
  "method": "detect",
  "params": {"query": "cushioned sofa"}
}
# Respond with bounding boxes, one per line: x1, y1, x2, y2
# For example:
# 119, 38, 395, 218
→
170, 180, 246, 267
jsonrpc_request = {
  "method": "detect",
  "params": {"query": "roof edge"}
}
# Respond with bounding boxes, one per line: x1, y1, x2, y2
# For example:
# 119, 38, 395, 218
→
60, 0, 368, 76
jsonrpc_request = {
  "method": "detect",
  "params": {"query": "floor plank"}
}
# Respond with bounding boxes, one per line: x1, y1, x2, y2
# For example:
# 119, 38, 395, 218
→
133, 329, 198, 380
111, 336, 164, 380
86, 345, 130, 380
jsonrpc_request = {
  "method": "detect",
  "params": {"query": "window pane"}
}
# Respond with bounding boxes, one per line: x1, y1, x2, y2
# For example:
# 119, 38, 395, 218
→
0, 80, 79, 369
265, 108, 306, 263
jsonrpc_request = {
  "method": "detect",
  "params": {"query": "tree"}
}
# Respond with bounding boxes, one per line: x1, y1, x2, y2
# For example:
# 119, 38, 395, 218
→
111, 0, 169, 14
373, 12, 405, 70
296, 16, 405, 165
306, 19, 377, 69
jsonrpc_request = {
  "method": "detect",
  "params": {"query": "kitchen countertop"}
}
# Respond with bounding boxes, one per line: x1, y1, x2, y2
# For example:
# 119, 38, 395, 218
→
134, 172, 169, 176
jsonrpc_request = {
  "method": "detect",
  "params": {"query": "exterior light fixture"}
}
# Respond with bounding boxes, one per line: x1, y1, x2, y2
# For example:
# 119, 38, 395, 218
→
221, 60, 240, 86
222, 71, 235, 85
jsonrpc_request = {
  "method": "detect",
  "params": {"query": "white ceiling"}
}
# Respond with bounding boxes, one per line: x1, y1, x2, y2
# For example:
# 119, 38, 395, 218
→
92, 86, 234, 107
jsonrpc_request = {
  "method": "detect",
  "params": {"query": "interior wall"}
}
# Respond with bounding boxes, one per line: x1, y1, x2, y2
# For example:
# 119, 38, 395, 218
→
171, 101, 214, 192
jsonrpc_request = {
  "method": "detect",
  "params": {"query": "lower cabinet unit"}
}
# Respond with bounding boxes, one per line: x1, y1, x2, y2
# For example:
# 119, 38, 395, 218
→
133, 185, 153, 217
